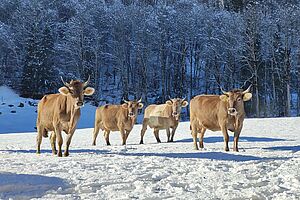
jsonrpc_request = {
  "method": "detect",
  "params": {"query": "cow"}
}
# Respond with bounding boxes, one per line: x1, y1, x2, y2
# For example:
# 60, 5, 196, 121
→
36, 77, 95, 157
92, 99, 143, 146
139, 98, 188, 144
190, 85, 252, 152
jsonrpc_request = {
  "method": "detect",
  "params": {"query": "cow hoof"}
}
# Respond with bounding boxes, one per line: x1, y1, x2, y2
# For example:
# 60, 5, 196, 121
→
225, 148, 229, 152
36, 151, 40, 154
57, 152, 62, 157
92, 143, 96, 146
52, 151, 57, 155
64, 153, 69, 157
139, 141, 144, 144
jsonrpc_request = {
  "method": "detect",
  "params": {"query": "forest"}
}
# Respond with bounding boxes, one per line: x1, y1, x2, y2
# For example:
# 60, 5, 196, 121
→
0, 0, 299, 117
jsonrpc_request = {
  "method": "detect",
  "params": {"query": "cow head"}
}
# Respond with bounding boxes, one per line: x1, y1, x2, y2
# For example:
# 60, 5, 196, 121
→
166, 97, 189, 120
59, 76, 95, 108
219, 85, 252, 116
122, 98, 144, 118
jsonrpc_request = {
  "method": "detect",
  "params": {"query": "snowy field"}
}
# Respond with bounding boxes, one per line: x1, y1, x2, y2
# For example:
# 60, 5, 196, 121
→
0, 117, 300, 199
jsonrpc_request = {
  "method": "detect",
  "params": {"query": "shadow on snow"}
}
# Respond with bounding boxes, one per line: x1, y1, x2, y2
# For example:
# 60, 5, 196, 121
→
176, 136, 287, 143
0, 172, 71, 199
0, 149, 110, 155
264, 145, 300, 153
116, 151, 288, 162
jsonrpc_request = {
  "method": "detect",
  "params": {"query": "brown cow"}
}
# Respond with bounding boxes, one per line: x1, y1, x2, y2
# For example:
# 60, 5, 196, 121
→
190, 86, 252, 152
140, 98, 188, 144
92, 99, 143, 146
36, 77, 95, 157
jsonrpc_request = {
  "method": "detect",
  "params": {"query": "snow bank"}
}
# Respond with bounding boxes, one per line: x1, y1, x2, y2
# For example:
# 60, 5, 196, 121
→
0, 86, 98, 134
0, 172, 71, 199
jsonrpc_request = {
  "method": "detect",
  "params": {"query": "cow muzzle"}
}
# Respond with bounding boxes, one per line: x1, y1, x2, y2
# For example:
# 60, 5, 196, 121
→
228, 108, 237, 116
172, 112, 180, 120
128, 112, 135, 118
76, 101, 84, 107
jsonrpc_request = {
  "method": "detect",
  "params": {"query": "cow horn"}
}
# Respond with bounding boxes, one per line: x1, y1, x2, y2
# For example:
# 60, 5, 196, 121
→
123, 98, 129, 104
221, 87, 230, 95
60, 77, 70, 87
168, 95, 173, 102
181, 97, 186, 102
242, 84, 252, 94
83, 75, 90, 87
137, 97, 142, 103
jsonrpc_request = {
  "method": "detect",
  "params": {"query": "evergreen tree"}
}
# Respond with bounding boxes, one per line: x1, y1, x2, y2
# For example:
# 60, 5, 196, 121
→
21, 25, 56, 98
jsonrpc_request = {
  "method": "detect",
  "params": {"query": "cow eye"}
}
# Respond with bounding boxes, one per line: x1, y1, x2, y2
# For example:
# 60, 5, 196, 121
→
237, 98, 242, 101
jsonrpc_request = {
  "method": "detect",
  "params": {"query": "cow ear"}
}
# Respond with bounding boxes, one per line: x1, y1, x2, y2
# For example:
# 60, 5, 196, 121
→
138, 103, 144, 109
219, 95, 228, 102
122, 103, 128, 109
59, 87, 69, 96
243, 93, 252, 101
166, 100, 172, 105
181, 100, 188, 107
84, 87, 95, 96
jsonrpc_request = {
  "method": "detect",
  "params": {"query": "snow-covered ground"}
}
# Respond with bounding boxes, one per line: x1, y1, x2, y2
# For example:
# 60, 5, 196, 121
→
0, 117, 300, 199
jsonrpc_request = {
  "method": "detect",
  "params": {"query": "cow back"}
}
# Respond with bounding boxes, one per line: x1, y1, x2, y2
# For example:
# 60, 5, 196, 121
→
190, 95, 227, 131
144, 104, 172, 119
96, 105, 127, 131
37, 93, 76, 131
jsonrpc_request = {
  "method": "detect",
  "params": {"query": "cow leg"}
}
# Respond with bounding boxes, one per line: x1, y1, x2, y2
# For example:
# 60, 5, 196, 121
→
166, 128, 171, 142
154, 129, 161, 143
139, 119, 148, 144
199, 127, 206, 149
221, 126, 229, 151
54, 127, 63, 157
50, 132, 57, 155
233, 129, 242, 152
170, 125, 178, 142
120, 129, 127, 145
105, 130, 111, 146
92, 122, 101, 146
36, 125, 44, 154
64, 131, 75, 157
191, 122, 199, 150
125, 130, 130, 141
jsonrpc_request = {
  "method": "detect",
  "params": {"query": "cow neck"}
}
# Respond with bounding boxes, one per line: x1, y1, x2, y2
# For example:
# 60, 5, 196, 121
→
125, 110, 136, 127
65, 94, 80, 129
166, 105, 177, 121
228, 113, 245, 131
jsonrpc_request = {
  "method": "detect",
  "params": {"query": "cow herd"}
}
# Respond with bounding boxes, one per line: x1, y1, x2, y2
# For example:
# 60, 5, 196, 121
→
36, 77, 252, 157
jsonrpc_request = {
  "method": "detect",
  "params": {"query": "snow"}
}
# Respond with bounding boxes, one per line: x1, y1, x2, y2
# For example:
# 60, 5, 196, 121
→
0, 116, 300, 199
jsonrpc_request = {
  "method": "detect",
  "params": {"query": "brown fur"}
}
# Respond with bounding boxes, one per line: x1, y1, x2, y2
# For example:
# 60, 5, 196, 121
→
190, 90, 252, 152
92, 100, 143, 146
36, 80, 94, 157
140, 98, 188, 144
